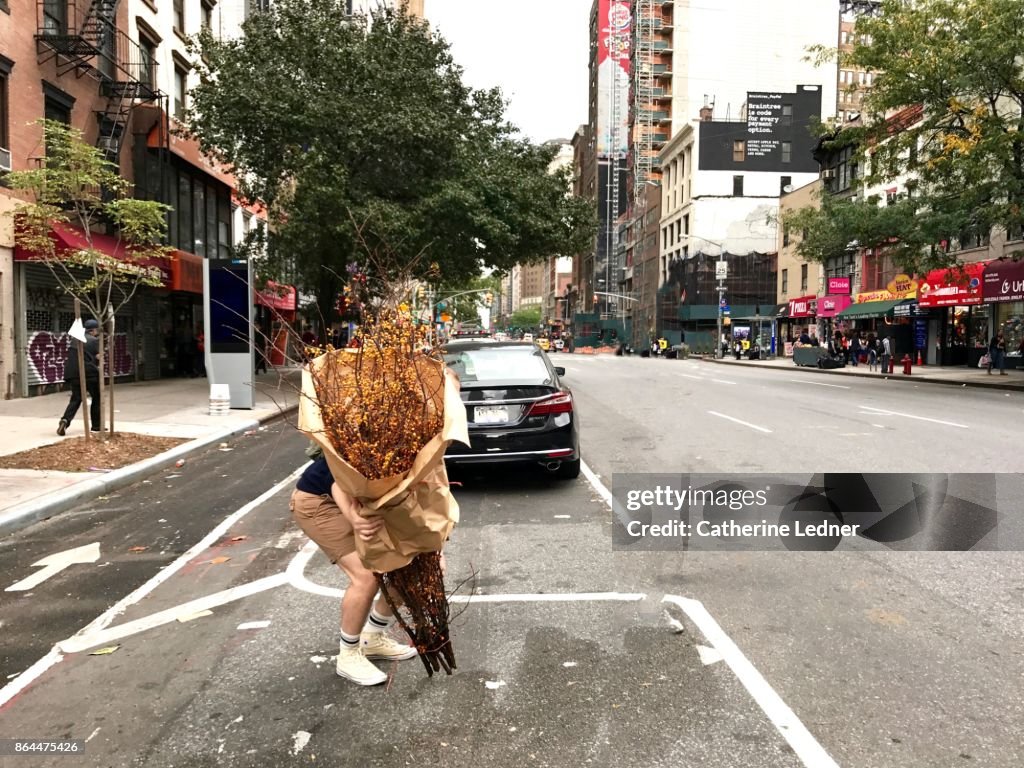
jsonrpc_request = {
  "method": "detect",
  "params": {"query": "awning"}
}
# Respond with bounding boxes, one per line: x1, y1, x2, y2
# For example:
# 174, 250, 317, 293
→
918, 262, 986, 307
836, 299, 909, 319
787, 295, 817, 318
14, 221, 200, 293
816, 294, 852, 318
256, 280, 297, 313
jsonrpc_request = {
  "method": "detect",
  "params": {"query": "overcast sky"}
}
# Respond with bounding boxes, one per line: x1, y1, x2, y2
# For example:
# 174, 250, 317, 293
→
426, 0, 592, 143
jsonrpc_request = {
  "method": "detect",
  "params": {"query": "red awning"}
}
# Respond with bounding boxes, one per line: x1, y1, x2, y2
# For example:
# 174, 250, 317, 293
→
256, 281, 297, 312
918, 261, 987, 307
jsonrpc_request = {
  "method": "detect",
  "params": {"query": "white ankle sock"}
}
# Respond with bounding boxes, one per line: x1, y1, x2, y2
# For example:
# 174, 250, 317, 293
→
340, 630, 360, 649
363, 607, 394, 635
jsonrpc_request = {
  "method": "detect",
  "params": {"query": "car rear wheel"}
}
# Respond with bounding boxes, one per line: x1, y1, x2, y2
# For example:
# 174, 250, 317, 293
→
553, 458, 580, 479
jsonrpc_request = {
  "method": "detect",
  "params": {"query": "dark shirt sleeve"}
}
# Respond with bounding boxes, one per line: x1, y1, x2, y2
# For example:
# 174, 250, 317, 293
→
296, 457, 335, 496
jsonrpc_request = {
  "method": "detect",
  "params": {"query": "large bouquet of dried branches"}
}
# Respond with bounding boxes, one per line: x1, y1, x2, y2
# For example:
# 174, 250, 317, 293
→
299, 306, 469, 676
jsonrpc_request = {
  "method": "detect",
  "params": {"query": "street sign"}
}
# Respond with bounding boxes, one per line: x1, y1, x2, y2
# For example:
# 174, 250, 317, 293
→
716, 261, 728, 280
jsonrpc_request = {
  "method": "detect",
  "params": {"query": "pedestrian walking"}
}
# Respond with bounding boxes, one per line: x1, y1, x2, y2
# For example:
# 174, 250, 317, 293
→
866, 333, 878, 371
879, 334, 892, 374
194, 325, 206, 378
290, 455, 420, 686
988, 332, 1007, 375
850, 332, 861, 367
57, 319, 101, 436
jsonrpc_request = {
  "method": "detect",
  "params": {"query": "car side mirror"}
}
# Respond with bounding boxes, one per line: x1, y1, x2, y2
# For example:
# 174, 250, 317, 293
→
554, 366, 566, 376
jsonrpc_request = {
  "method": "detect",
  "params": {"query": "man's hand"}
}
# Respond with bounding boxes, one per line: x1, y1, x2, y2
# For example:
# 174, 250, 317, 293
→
332, 484, 383, 542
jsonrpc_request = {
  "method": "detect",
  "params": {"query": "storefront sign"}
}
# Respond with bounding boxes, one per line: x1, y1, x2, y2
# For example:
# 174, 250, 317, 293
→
918, 262, 986, 307
826, 276, 851, 295
855, 274, 918, 304
170, 251, 205, 294
982, 258, 1024, 303
914, 319, 928, 350
816, 295, 852, 318
893, 302, 929, 318
787, 295, 816, 318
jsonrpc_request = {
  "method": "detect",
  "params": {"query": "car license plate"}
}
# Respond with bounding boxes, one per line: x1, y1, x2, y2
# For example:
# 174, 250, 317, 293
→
474, 406, 509, 425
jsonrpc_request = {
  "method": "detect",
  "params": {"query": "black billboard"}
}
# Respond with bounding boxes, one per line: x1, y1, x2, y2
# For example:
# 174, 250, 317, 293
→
699, 85, 822, 173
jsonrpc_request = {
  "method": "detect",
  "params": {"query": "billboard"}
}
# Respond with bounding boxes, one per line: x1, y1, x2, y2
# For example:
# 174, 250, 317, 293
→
597, 0, 630, 159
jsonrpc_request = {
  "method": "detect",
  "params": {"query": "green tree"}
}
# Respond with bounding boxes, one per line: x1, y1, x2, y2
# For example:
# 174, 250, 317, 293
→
509, 306, 542, 330
795, 0, 1024, 272
187, 1, 595, 323
7, 120, 171, 438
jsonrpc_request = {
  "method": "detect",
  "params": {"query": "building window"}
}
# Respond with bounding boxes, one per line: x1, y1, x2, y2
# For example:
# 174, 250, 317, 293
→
782, 104, 792, 126
801, 263, 808, 292
780, 175, 792, 194
782, 268, 788, 294
732, 175, 744, 197
682, 214, 689, 235
139, 36, 157, 88
174, 0, 185, 33
178, 174, 192, 251
781, 141, 792, 164
202, 1, 213, 29
173, 67, 186, 119
733, 140, 745, 162
43, 83, 74, 127
0, 70, 8, 156
783, 225, 790, 247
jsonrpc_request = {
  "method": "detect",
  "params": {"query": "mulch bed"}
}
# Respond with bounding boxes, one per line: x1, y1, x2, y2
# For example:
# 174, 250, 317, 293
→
0, 432, 187, 473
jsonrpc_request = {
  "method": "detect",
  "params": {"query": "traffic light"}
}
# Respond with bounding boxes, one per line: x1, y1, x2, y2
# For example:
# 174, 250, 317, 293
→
484, 292, 493, 308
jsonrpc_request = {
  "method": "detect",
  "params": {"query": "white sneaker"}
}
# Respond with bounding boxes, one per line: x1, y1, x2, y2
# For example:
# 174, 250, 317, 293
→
361, 632, 417, 661
335, 645, 388, 686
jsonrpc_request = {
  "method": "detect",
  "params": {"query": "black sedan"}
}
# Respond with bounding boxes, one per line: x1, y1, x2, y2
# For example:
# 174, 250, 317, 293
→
442, 341, 580, 479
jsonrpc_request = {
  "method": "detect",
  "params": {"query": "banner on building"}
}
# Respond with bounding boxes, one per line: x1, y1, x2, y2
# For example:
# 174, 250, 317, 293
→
597, 0, 631, 159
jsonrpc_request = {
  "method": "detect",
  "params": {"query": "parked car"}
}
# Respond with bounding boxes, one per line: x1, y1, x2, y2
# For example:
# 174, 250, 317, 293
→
552, 338, 565, 352
441, 341, 580, 479
523, 333, 534, 342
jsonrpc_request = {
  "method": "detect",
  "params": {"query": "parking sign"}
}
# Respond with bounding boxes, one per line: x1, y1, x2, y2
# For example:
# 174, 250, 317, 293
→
716, 261, 728, 280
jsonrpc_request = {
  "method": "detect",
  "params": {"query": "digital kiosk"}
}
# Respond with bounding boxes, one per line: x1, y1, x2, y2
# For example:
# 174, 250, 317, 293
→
204, 258, 255, 409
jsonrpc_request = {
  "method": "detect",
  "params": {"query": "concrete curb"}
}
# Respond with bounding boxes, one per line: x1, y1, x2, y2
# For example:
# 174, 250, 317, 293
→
698, 356, 1024, 392
0, 404, 298, 536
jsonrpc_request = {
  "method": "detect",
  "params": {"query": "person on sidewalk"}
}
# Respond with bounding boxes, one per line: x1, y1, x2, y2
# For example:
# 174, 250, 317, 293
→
866, 333, 878, 371
879, 334, 892, 374
988, 332, 1007, 375
58, 319, 100, 435
850, 332, 861, 367
290, 456, 418, 686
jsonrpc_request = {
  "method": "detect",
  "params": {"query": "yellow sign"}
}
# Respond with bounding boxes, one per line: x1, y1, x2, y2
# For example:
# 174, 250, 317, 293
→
855, 274, 918, 303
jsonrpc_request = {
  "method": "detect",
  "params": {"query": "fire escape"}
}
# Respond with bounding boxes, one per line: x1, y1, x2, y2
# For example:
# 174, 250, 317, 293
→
35, 0, 163, 166
632, 0, 655, 208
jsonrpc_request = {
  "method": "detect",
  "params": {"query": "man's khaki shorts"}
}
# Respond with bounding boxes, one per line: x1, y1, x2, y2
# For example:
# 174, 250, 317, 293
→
290, 489, 356, 563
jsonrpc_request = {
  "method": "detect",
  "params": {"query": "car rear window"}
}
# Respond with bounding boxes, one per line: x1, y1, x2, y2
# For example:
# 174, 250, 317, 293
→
444, 347, 552, 384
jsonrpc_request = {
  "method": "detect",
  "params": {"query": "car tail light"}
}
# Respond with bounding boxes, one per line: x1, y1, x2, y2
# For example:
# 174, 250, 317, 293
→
527, 392, 573, 416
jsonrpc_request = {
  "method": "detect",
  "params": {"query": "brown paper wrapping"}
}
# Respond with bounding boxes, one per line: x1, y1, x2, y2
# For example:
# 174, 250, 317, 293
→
298, 351, 470, 573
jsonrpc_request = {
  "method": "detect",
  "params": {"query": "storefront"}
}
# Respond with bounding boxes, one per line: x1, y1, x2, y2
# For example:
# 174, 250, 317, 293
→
779, 295, 817, 354
835, 274, 919, 357
255, 281, 298, 366
982, 258, 1024, 368
917, 262, 988, 367
157, 250, 207, 378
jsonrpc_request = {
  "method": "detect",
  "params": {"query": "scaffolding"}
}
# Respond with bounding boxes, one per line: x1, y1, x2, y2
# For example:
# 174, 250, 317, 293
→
632, 0, 656, 208
601, 13, 625, 320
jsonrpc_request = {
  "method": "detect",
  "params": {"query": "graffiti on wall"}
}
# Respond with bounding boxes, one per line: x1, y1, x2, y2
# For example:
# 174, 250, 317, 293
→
27, 332, 134, 387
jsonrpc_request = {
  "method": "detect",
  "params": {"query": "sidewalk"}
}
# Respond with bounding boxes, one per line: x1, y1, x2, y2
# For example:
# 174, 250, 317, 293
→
702, 355, 1024, 390
0, 370, 301, 533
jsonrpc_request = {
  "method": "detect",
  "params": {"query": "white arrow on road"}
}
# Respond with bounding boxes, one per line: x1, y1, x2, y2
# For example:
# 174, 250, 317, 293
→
6, 543, 101, 592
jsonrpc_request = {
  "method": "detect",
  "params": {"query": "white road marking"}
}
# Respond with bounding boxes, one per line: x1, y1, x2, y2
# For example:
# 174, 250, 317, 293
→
679, 374, 705, 381
85, 727, 101, 743
787, 379, 851, 390
858, 404, 968, 429
6, 542, 101, 592
57, 575, 289, 654
663, 595, 839, 768
707, 411, 773, 434
711, 379, 737, 386
237, 620, 272, 630
453, 592, 646, 604
291, 731, 312, 756
696, 644, 724, 666
0, 465, 307, 707
485, 680, 506, 690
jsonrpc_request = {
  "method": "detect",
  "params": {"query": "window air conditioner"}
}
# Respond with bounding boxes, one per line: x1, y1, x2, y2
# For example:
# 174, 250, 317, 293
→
0, 147, 10, 172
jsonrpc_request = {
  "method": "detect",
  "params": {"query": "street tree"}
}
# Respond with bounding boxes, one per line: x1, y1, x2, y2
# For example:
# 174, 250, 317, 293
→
509, 306, 542, 331
7, 120, 171, 438
793, 0, 1024, 273
187, 0, 595, 323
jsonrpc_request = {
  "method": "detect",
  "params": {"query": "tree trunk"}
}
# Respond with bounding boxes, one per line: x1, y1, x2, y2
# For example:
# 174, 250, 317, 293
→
96, 324, 106, 438
74, 298, 91, 443
107, 313, 116, 436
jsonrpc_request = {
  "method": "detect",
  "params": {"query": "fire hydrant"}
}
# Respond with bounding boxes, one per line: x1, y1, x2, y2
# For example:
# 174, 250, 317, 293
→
901, 354, 913, 375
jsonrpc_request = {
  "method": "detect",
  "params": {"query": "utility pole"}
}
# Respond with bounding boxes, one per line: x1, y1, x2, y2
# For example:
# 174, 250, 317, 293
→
715, 259, 728, 359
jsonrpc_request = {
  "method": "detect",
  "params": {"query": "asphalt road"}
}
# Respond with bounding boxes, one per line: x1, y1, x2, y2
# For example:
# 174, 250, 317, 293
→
0, 357, 1021, 767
